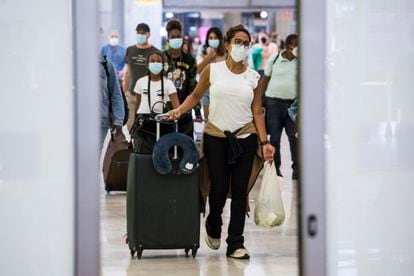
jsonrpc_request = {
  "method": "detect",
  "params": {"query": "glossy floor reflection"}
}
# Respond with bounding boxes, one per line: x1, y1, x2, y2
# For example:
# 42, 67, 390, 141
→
100, 133, 299, 276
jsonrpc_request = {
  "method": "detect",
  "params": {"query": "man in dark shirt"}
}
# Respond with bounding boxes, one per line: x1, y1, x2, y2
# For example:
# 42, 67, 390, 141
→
124, 23, 159, 130
163, 19, 201, 137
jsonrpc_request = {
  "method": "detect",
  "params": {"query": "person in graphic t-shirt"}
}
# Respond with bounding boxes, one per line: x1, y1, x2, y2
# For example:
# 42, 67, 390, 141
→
163, 19, 201, 137
124, 22, 159, 130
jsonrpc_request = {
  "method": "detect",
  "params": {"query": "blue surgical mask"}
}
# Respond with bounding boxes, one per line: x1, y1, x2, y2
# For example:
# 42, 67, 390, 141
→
169, 38, 183, 49
148, 62, 163, 75
208, 39, 220, 49
136, 34, 147, 45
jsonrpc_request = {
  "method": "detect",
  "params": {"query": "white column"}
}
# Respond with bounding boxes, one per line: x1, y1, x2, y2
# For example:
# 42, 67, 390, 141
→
124, 0, 163, 49
222, 12, 242, 34
0, 1, 76, 275
112, 0, 125, 42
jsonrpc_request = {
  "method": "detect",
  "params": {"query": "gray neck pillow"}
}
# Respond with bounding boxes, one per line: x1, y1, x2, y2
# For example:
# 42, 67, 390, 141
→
152, 132, 199, 175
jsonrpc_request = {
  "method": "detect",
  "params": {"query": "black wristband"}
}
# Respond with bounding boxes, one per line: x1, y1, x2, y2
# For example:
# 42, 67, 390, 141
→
260, 140, 270, 146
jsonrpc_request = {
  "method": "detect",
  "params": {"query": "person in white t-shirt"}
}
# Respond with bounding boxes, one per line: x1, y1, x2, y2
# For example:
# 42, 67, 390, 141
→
168, 24, 275, 260
134, 51, 179, 114
132, 51, 180, 153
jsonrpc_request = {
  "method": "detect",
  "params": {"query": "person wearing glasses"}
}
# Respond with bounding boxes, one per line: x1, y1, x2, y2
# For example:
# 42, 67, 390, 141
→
168, 24, 275, 259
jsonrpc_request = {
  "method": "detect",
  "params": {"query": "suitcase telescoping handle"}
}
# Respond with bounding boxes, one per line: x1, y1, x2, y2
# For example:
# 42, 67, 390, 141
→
154, 113, 178, 140
155, 113, 178, 159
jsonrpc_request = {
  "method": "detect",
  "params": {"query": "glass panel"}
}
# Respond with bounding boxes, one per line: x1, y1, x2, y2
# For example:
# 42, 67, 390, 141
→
0, 1, 74, 275
326, 0, 414, 275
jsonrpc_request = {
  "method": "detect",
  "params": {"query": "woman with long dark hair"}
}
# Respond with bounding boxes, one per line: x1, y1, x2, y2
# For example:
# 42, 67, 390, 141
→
196, 27, 226, 120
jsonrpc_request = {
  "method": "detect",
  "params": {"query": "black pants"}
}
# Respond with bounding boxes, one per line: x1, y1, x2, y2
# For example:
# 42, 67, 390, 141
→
265, 96, 298, 177
203, 133, 257, 253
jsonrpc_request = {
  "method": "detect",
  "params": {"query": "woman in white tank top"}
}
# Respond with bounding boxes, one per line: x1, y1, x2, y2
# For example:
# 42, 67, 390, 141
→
168, 25, 275, 260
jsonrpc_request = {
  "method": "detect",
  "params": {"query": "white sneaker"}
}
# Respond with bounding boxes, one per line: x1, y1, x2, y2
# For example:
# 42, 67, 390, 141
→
227, 248, 250, 259
204, 233, 220, 250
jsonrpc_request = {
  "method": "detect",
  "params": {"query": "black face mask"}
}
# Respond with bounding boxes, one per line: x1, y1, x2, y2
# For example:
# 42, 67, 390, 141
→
261, 37, 267, 44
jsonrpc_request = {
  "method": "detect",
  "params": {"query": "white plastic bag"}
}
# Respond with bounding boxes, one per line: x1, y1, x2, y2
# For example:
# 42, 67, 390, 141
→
254, 162, 285, 228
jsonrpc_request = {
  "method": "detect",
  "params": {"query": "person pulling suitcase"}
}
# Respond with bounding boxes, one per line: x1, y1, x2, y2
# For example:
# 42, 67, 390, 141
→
130, 51, 180, 153
100, 58, 131, 193
168, 25, 275, 260
99, 57, 125, 146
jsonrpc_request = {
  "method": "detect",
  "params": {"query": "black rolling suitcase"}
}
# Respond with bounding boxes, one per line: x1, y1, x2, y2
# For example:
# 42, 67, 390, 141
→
126, 115, 200, 259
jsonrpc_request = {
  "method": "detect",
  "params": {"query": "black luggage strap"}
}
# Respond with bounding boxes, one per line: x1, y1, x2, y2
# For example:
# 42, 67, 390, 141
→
146, 74, 167, 114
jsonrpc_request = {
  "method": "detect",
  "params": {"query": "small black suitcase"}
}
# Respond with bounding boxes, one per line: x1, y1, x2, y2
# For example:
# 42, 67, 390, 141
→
126, 116, 200, 259
102, 132, 132, 193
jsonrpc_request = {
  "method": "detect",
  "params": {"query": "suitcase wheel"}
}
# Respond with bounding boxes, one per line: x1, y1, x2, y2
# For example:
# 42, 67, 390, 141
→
105, 183, 111, 194
137, 248, 143, 260
130, 249, 135, 257
184, 248, 190, 257
191, 246, 198, 258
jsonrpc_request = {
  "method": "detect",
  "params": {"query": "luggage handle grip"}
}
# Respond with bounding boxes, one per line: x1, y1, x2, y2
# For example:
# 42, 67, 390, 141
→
155, 113, 178, 141
155, 113, 175, 122
155, 113, 178, 159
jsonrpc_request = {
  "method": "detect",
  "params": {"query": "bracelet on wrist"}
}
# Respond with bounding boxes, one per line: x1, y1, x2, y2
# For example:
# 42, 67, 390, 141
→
259, 140, 270, 146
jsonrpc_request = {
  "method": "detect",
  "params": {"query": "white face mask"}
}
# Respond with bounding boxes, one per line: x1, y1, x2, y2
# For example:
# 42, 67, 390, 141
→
109, 37, 119, 46
230, 44, 249, 63
292, 47, 299, 57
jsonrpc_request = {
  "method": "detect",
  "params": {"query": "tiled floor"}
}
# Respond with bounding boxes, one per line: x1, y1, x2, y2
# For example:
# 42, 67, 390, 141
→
100, 131, 299, 276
